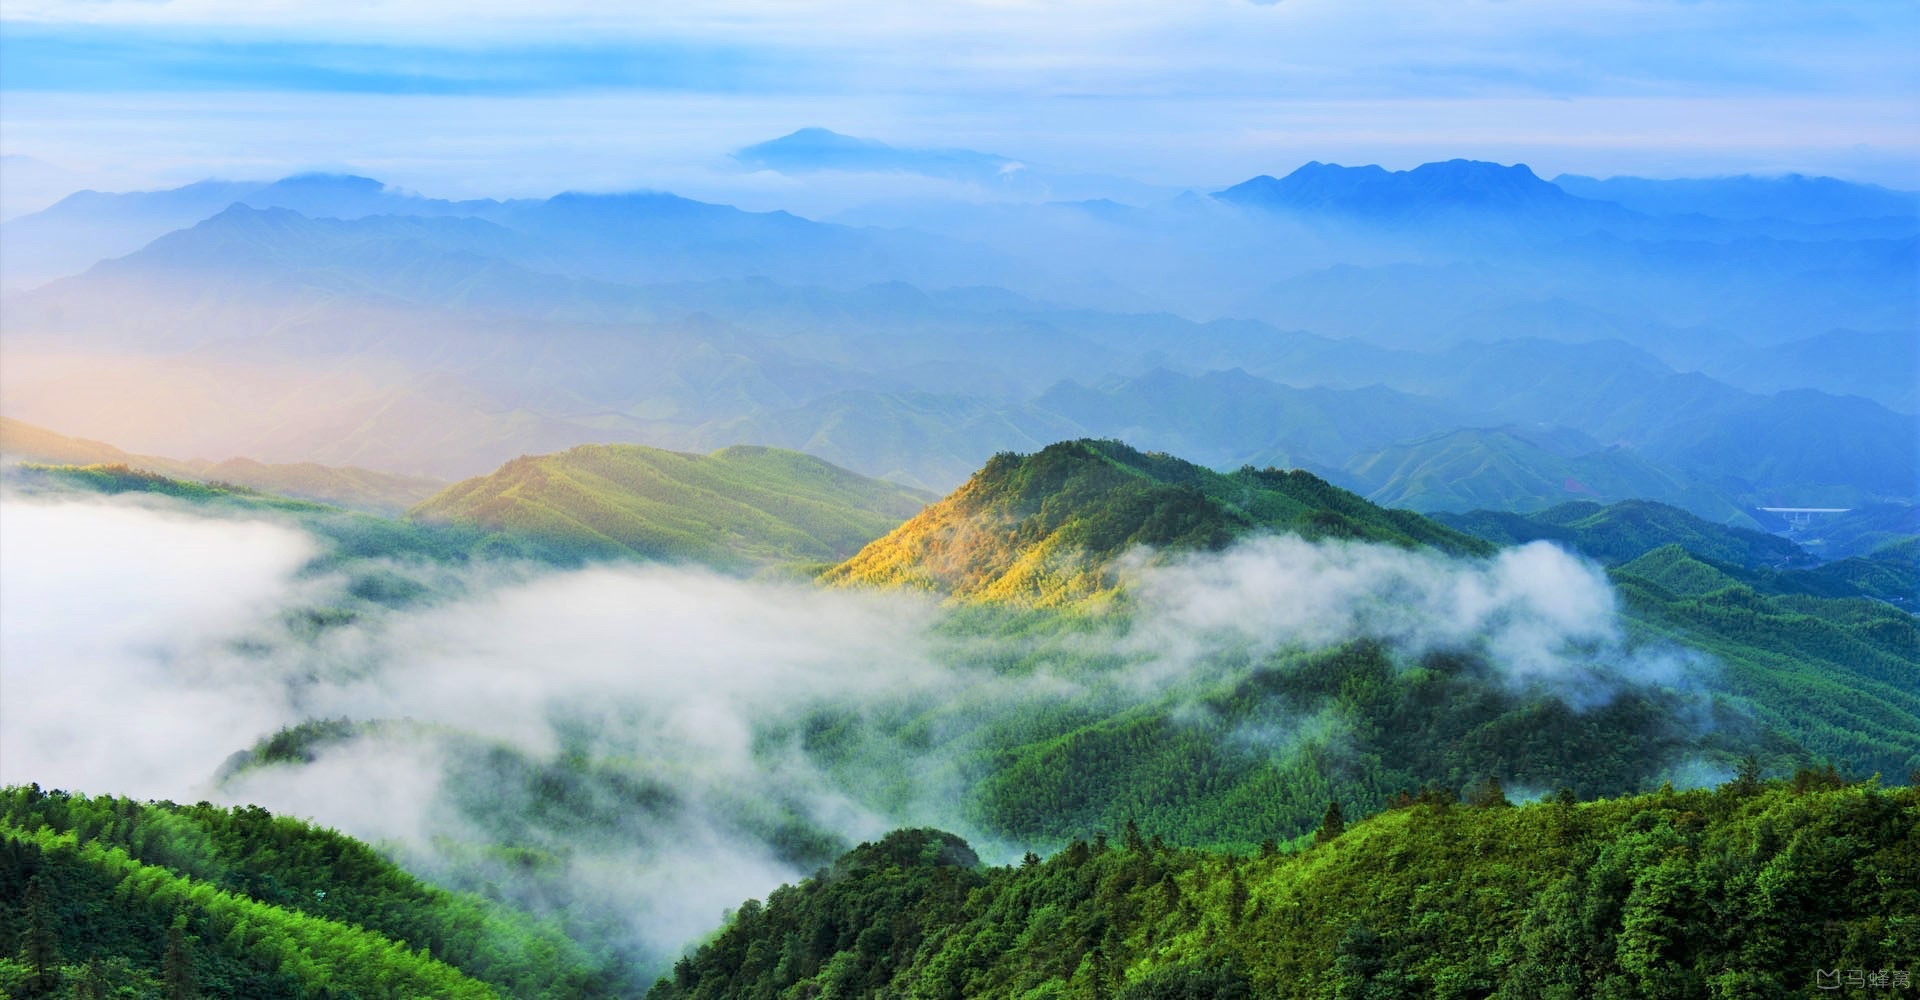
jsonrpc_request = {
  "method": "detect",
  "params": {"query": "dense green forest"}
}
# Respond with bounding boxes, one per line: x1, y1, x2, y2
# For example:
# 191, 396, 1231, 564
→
652, 777, 1919, 1000
11, 777, 1912, 998
0, 786, 639, 998
1435, 499, 1919, 778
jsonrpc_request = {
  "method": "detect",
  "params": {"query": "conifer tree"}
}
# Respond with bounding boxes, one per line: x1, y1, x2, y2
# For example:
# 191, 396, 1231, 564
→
1226, 869, 1248, 928
1316, 800, 1346, 844
163, 918, 197, 1000
19, 873, 59, 999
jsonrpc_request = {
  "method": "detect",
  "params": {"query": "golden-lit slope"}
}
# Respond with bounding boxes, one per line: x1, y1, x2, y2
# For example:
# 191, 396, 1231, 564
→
824, 439, 1488, 607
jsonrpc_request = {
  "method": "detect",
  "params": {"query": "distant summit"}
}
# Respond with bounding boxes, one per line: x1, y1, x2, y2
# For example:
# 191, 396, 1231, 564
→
1215, 159, 1628, 226
734, 127, 1023, 181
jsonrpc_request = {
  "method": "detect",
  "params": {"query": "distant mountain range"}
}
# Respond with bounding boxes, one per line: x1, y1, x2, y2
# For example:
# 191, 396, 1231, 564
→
3, 152, 1911, 523
6, 203, 1909, 510
1215, 159, 1636, 232
0, 173, 509, 291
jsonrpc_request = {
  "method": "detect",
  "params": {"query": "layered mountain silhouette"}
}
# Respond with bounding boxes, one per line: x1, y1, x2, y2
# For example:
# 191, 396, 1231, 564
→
0, 173, 509, 290
4, 159, 1911, 518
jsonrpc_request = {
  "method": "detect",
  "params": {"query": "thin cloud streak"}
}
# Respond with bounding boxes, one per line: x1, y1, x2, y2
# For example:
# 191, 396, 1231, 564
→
2, 1, 1912, 101
3, 1, 1911, 192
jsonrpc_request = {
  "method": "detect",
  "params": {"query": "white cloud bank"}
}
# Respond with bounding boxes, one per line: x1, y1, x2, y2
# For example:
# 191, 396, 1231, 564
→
0, 496, 1711, 966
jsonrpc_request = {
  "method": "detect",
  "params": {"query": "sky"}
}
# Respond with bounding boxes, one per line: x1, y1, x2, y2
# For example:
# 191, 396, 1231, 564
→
1, 1, 1915, 209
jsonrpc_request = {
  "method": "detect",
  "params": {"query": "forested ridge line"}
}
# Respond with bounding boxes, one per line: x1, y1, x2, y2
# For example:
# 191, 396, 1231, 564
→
653, 774, 1920, 1000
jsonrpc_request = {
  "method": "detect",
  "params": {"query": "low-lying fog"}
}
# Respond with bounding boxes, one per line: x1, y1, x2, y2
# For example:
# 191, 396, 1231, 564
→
0, 495, 1707, 969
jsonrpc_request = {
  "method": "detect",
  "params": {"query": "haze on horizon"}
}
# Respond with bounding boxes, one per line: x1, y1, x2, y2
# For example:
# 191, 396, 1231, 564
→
2, 0, 1916, 217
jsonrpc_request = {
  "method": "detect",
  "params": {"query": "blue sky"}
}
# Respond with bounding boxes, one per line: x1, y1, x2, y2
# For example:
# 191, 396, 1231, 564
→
1, 1, 1914, 210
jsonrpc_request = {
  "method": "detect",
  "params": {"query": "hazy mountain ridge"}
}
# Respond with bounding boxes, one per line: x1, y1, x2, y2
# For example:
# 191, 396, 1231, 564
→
0, 416, 446, 512
1031, 367, 1472, 474
1698, 328, 1917, 414
1552, 172, 1919, 224
3, 157, 1910, 569
1217, 159, 1639, 232
7, 196, 1908, 514
0, 172, 516, 292
1339, 426, 1753, 523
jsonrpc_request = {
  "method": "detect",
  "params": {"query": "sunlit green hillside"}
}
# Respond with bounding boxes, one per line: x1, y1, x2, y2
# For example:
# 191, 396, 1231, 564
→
825, 439, 1488, 606
411, 443, 933, 568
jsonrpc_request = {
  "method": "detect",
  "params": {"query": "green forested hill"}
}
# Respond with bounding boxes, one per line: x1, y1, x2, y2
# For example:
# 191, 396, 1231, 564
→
825, 439, 1488, 606
1608, 554, 1920, 778
0, 786, 639, 998
1431, 499, 1918, 777
955, 637, 1713, 848
1435, 498, 1807, 569
1438, 497, 1917, 606
410, 443, 933, 568
650, 779, 1920, 1000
